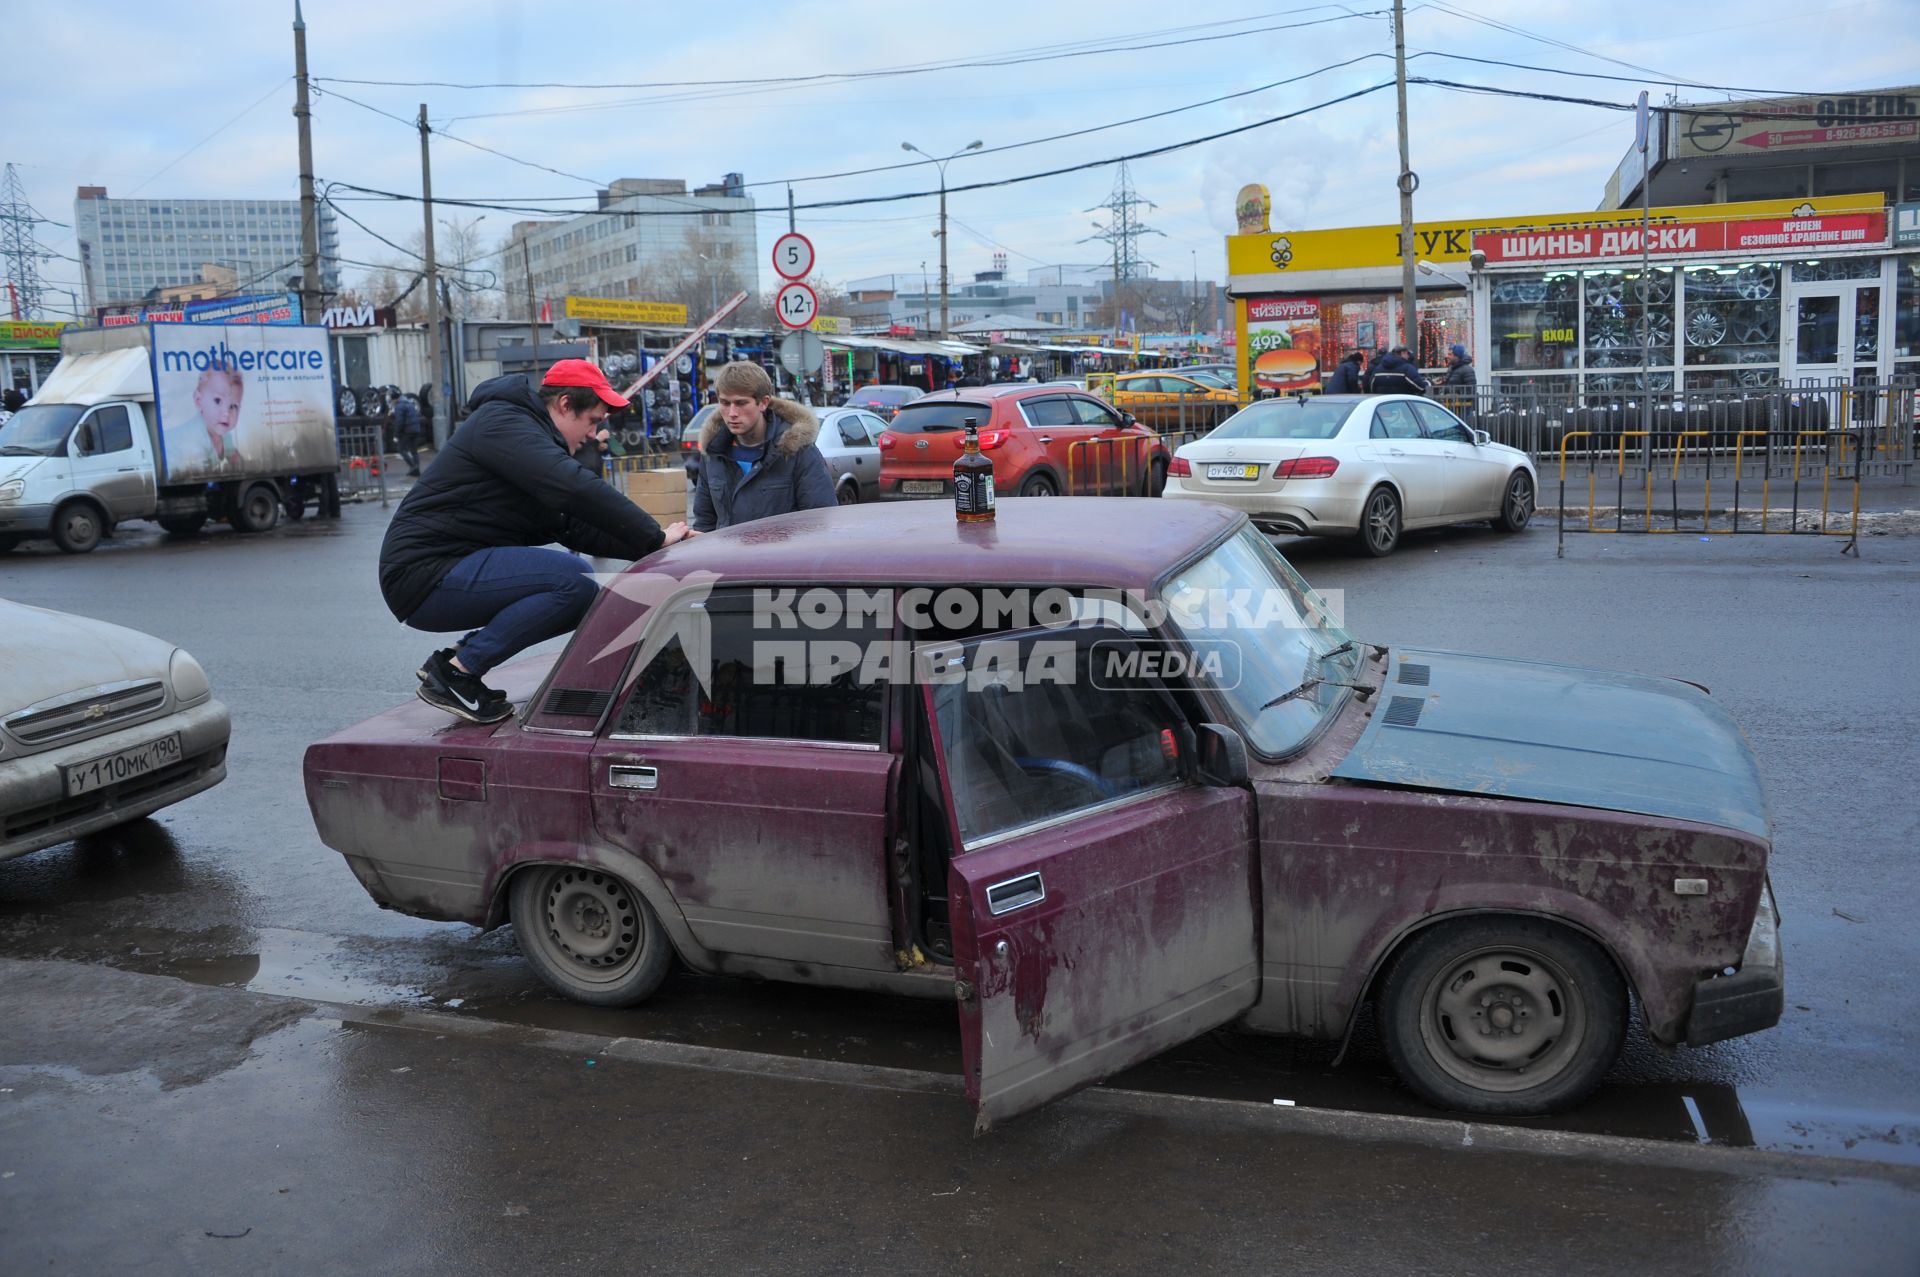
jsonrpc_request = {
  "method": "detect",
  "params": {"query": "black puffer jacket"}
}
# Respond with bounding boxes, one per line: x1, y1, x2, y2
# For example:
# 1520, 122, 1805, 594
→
690, 398, 837, 531
378, 375, 665, 621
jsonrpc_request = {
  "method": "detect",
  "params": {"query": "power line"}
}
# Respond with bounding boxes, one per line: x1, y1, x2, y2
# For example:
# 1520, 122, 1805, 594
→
126, 76, 292, 197
312, 84, 607, 188
1422, 0, 1682, 82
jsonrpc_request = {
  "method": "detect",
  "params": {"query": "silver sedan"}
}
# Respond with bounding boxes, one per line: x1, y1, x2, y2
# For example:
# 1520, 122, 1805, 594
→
815, 406, 886, 504
1161, 394, 1537, 556
1, 599, 230, 861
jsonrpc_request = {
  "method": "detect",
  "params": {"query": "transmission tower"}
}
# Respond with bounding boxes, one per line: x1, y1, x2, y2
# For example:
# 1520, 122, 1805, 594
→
1080, 163, 1163, 334
0, 163, 46, 320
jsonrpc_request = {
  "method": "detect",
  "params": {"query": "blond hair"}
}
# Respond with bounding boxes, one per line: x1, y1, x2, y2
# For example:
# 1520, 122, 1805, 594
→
714, 360, 774, 400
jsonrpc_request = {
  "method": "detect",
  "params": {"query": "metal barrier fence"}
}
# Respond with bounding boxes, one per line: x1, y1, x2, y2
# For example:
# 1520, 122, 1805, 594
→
1551, 420, 1895, 558
334, 421, 390, 506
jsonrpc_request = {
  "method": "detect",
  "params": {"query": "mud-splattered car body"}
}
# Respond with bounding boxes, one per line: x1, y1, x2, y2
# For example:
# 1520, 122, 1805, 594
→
304, 499, 1782, 1129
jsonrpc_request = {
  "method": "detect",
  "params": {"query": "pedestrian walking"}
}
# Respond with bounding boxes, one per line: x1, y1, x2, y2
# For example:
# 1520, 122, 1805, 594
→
379, 359, 692, 723
391, 390, 424, 477
690, 360, 837, 532
1322, 350, 1366, 395
417, 383, 436, 446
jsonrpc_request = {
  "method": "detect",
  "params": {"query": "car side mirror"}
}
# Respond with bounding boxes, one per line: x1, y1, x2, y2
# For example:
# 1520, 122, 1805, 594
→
1121, 411, 1138, 426
1195, 723, 1251, 788
1473, 429, 1492, 446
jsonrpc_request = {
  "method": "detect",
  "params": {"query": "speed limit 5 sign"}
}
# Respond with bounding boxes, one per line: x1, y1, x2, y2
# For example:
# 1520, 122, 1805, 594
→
775, 281, 819, 329
771, 232, 815, 280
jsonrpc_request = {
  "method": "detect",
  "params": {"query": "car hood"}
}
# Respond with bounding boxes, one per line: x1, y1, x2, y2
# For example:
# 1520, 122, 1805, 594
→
1330, 648, 1769, 839
0, 454, 49, 485
0, 598, 178, 709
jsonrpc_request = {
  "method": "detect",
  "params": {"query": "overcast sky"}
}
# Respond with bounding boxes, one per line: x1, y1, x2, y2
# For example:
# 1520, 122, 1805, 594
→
9, 0, 1917, 316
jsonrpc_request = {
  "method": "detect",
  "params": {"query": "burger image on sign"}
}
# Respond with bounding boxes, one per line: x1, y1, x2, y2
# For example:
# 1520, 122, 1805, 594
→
1245, 296, 1322, 392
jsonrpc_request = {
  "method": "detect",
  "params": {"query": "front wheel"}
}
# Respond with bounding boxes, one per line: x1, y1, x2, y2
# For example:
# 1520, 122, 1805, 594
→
1379, 917, 1626, 1114
1359, 485, 1401, 557
835, 480, 860, 506
1495, 470, 1534, 533
1019, 473, 1057, 498
1144, 457, 1169, 498
51, 501, 104, 554
509, 864, 674, 1007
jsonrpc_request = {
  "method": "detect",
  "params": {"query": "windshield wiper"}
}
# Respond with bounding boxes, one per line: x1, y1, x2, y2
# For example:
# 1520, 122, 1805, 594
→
1259, 642, 1370, 712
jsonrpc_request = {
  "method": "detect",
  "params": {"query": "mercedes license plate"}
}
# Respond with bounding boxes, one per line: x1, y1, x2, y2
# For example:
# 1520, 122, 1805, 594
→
1208, 463, 1261, 480
900, 480, 946, 495
63, 733, 183, 797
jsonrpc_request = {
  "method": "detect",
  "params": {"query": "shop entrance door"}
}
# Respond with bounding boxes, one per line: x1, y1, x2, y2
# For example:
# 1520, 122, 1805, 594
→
1785, 281, 1882, 386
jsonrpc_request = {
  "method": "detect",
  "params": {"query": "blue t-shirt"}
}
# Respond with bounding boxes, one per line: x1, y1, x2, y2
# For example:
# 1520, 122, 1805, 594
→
732, 441, 766, 478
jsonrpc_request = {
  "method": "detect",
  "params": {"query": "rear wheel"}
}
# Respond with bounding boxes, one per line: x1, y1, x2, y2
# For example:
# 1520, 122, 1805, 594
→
1495, 470, 1534, 533
51, 501, 104, 554
509, 865, 674, 1007
232, 483, 281, 534
283, 489, 308, 522
1379, 917, 1626, 1114
1019, 473, 1057, 498
1359, 485, 1401, 557
836, 480, 860, 506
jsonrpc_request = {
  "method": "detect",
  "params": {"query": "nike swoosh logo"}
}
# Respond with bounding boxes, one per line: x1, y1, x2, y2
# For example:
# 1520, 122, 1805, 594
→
452, 687, 481, 712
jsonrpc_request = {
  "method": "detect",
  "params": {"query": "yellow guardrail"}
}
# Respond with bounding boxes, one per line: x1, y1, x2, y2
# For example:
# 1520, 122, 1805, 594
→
1556, 425, 1863, 557
1065, 436, 1144, 497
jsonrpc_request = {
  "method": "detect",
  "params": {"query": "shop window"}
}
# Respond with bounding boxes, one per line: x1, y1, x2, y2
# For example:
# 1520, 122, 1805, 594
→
1488, 273, 1577, 372
1790, 259, 1881, 283
1684, 367, 1779, 392
1581, 268, 1673, 373
1682, 263, 1781, 367
1894, 258, 1920, 360
1415, 293, 1471, 369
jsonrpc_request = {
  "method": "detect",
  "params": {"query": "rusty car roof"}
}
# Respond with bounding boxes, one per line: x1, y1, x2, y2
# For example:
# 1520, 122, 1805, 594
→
634, 497, 1241, 591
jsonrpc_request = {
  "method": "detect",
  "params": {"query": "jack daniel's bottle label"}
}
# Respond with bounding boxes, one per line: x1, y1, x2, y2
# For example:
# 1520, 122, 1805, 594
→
953, 417, 996, 523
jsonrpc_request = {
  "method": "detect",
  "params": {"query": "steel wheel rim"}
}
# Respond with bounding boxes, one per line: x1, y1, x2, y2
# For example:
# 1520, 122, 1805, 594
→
248, 492, 275, 524
1506, 475, 1533, 527
1418, 943, 1587, 1093
538, 869, 642, 983
1366, 493, 1397, 552
63, 509, 98, 544
836, 485, 858, 506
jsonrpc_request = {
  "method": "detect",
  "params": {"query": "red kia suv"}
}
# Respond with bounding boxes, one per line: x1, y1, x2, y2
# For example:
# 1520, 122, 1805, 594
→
878, 385, 1168, 499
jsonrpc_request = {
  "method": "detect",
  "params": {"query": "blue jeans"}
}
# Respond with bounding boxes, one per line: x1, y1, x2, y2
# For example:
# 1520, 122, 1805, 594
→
406, 547, 599, 676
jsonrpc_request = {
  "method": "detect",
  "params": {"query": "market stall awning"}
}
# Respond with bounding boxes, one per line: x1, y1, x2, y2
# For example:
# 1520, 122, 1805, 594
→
823, 334, 977, 358
948, 313, 1067, 335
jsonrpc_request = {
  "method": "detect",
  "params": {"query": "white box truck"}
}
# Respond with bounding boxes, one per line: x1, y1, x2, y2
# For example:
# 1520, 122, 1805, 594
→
0, 323, 342, 554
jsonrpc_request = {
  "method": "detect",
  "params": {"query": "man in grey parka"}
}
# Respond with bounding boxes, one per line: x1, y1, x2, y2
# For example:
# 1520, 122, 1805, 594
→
691, 360, 838, 531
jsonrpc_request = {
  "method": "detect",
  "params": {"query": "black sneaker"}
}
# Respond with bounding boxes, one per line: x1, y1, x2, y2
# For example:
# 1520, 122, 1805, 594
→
416, 650, 513, 724
418, 649, 508, 705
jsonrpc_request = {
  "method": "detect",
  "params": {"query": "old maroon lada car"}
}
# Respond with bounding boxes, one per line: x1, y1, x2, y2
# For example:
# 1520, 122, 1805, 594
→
304, 499, 1782, 1129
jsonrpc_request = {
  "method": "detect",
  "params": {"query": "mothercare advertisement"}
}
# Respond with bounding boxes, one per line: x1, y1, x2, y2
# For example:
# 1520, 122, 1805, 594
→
152, 325, 336, 483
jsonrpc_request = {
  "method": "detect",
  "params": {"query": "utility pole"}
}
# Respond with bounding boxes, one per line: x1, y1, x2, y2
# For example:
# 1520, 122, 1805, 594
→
292, 1, 322, 320
1081, 162, 1163, 344
0, 163, 45, 320
521, 234, 539, 359
787, 185, 796, 234
1393, 0, 1419, 354
418, 104, 445, 448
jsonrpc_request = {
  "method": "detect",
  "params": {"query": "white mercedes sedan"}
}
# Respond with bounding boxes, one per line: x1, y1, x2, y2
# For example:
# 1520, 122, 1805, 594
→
1, 599, 230, 861
1161, 394, 1536, 556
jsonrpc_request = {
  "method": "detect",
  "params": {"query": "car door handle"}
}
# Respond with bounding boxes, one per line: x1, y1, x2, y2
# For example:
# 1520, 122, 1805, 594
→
985, 872, 1046, 916
1387, 447, 1407, 456
116, 466, 138, 473
608, 764, 658, 790
1037, 435, 1053, 444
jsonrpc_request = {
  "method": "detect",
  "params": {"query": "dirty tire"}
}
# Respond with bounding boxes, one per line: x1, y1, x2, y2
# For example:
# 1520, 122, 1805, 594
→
52, 501, 104, 554
1019, 473, 1057, 498
159, 514, 208, 537
232, 484, 280, 534
510, 865, 673, 1007
1359, 485, 1401, 557
1495, 470, 1534, 533
836, 480, 860, 506
283, 489, 307, 521
1380, 916, 1626, 1115
1144, 457, 1169, 498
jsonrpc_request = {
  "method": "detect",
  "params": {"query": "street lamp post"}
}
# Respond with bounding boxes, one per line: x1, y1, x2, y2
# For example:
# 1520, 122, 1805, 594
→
901, 139, 982, 341
696, 251, 720, 319
919, 261, 929, 333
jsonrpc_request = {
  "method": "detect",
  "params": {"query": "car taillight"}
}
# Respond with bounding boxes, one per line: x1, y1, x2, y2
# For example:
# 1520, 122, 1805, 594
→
877, 432, 897, 450
1168, 456, 1192, 477
1275, 456, 1339, 478
977, 429, 1010, 450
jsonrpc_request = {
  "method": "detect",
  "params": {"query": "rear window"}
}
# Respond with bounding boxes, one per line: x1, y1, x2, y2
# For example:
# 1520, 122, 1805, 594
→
849, 386, 920, 406
890, 401, 997, 433
1207, 398, 1357, 441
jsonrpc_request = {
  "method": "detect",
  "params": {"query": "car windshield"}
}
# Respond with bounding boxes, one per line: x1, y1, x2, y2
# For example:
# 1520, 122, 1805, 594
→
889, 401, 995, 433
1187, 371, 1232, 388
0, 403, 82, 455
1159, 526, 1362, 756
1207, 398, 1357, 442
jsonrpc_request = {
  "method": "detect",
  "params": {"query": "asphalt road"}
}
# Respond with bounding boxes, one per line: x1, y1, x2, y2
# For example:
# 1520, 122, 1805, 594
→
1, 494, 1917, 1169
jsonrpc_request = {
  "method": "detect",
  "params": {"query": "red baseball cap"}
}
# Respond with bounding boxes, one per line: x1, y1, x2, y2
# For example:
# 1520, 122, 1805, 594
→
541, 358, 630, 410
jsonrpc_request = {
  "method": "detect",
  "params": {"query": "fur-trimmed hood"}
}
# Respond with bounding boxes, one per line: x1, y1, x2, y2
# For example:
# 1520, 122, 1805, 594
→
699, 397, 819, 456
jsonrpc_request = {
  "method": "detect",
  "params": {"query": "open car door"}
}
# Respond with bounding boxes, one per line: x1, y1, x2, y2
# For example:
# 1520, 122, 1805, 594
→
918, 627, 1259, 1132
